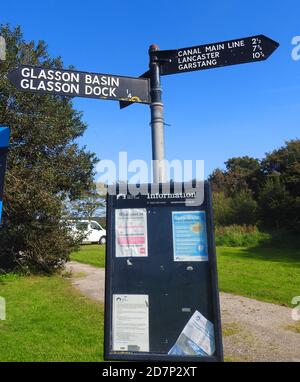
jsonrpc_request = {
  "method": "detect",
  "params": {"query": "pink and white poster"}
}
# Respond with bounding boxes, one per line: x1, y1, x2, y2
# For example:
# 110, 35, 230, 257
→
115, 208, 148, 257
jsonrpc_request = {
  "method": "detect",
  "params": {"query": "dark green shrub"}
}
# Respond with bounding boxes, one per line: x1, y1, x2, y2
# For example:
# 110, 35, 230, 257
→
215, 225, 270, 247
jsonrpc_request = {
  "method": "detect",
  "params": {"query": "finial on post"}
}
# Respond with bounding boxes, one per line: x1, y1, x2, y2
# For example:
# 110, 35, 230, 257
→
149, 44, 160, 52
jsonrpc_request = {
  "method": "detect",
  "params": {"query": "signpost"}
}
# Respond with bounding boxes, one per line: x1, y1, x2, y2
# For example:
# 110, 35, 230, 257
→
154, 35, 279, 75
7, 66, 151, 104
0, 127, 10, 222
119, 35, 279, 182
6, 34, 279, 362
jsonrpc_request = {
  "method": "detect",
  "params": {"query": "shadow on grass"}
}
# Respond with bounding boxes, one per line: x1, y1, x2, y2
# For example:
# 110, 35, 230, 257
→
219, 246, 300, 265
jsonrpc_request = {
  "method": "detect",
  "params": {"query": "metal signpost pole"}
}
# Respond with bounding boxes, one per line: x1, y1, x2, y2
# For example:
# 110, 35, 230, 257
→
149, 44, 166, 183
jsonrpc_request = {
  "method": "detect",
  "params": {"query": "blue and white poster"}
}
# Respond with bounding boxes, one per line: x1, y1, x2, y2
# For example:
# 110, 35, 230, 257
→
172, 211, 208, 262
168, 310, 215, 356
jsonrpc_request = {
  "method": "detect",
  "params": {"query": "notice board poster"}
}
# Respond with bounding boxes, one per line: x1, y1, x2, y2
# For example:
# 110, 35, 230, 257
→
172, 211, 208, 262
112, 294, 149, 352
105, 182, 223, 362
115, 208, 148, 257
168, 310, 215, 356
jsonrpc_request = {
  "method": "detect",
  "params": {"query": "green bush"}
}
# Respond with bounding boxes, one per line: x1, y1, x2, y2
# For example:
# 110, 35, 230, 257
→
230, 190, 258, 225
262, 229, 300, 249
215, 225, 270, 247
212, 192, 233, 226
213, 190, 258, 227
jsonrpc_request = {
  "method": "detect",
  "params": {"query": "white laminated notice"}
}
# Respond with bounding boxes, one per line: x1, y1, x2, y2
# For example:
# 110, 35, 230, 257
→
112, 294, 149, 352
168, 310, 215, 356
115, 208, 148, 257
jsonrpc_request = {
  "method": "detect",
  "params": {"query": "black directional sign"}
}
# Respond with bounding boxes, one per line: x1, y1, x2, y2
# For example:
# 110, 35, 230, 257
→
154, 35, 279, 75
7, 65, 151, 104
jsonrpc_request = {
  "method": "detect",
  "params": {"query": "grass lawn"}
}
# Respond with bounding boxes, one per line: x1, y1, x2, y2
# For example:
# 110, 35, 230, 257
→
217, 246, 300, 307
0, 273, 104, 361
1, 245, 299, 362
70, 244, 300, 307
70, 244, 105, 268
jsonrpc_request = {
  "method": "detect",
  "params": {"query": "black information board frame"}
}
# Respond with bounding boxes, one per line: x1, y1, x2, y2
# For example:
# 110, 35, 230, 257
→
104, 182, 223, 362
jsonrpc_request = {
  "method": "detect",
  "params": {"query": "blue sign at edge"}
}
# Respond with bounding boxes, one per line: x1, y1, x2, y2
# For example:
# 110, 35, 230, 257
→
0, 126, 10, 147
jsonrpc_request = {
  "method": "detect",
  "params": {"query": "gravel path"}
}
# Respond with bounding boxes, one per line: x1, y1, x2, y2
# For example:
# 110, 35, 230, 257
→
65, 261, 300, 362
221, 293, 300, 362
66, 261, 105, 302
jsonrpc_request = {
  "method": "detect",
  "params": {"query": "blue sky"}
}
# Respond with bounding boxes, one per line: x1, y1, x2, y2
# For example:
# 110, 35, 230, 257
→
1, 0, 300, 179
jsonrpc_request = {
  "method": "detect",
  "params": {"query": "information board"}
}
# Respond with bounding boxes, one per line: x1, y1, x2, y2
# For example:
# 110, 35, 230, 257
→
104, 182, 223, 361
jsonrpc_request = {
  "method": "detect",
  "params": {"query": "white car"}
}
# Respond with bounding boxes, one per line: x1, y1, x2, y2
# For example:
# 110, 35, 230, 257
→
69, 220, 106, 245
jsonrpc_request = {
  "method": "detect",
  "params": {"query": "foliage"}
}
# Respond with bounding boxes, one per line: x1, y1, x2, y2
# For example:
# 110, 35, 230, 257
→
212, 191, 233, 226
230, 189, 258, 225
259, 140, 300, 233
261, 139, 300, 196
263, 228, 300, 248
257, 177, 290, 229
213, 190, 257, 226
210, 140, 300, 234
210, 156, 261, 196
215, 225, 270, 247
66, 184, 105, 219
0, 25, 97, 272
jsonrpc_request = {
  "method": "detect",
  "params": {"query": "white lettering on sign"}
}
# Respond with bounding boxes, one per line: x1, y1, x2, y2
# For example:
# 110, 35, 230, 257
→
85, 74, 119, 87
21, 67, 80, 83
227, 39, 245, 49
175, 39, 248, 71
84, 74, 119, 98
85, 85, 117, 98
178, 44, 224, 57
178, 52, 219, 64
20, 79, 80, 94
177, 45, 223, 70
178, 59, 218, 71
205, 44, 225, 52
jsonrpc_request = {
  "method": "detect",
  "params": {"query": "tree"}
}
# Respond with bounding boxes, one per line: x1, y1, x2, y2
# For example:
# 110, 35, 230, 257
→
258, 176, 300, 233
0, 25, 97, 272
209, 169, 227, 194
212, 191, 233, 226
261, 139, 300, 197
210, 140, 300, 233
67, 184, 105, 219
225, 156, 262, 196
212, 190, 257, 226
229, 189, 258, 226
259, 140, 300, 233
209, 156, 262, 196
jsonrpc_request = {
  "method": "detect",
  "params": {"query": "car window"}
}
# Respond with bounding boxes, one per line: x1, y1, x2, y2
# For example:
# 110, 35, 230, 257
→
76, 222, 89, 231
91, 222, 101, 230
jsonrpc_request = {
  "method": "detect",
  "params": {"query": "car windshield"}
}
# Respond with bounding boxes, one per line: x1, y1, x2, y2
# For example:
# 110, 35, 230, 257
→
91, 222, 101, 230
